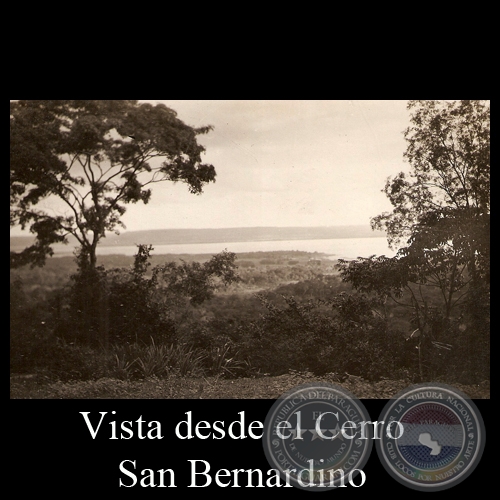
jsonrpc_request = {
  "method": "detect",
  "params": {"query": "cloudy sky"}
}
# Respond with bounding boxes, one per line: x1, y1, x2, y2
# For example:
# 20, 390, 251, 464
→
126, 100, 411, 231
12, 100, 412, 234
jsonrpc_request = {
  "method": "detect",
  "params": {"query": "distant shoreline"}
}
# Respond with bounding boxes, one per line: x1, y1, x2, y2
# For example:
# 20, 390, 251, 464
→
10, 235, 395, 261
10, 224, 384, 250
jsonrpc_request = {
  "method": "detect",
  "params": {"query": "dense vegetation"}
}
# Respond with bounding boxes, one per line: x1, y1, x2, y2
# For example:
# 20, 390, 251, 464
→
10, 246, 489, 398
10, 99, 490, 399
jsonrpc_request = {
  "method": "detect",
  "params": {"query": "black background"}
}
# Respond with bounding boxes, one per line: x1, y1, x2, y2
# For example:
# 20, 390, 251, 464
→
10, 398, 491, 495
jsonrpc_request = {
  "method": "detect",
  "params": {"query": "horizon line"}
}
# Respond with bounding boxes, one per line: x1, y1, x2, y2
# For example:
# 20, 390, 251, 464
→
10, 223, 384, 239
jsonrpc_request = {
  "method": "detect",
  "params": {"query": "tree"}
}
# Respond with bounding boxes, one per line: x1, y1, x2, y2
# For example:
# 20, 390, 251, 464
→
65, 245, 240, 347
371, 100, 489, 304
372, 100, 490, 285
10, 100, 216, 269
339, 100, 490, 381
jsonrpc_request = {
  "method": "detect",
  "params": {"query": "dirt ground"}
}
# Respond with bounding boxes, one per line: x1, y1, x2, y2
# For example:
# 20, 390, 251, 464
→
10, 372, 490, 399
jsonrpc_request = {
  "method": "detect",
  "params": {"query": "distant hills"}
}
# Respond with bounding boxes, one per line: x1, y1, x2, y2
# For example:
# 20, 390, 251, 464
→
10, 225, 384, 250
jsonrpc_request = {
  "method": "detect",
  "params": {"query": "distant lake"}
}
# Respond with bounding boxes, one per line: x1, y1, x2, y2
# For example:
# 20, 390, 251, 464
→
37, 237, 396, 260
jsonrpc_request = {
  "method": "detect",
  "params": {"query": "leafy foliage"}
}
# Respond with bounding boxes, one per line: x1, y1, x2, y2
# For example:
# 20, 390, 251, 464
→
340, 100, 490, 381
61, 245, 240, 346
232, 292, 403, 380
10, 100, 216, 268
372, 100, 490, 248
10, 100, 490, 395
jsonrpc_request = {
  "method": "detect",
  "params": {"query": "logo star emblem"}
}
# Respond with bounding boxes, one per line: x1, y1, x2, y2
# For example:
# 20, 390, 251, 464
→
309, 428, 325, 441
306, 424, 345, 441
328, 424, 345, 441
289, 428, 308, 439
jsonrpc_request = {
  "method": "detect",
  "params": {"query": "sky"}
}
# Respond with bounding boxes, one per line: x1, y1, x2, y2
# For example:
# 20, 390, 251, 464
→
11, 100, 412, 235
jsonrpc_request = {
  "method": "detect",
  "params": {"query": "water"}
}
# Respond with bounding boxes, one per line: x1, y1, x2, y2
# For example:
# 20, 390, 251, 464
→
43, 236, 395, 260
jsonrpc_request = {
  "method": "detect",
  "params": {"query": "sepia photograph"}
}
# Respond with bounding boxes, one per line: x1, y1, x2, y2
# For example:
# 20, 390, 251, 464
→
10, 100, 490, 400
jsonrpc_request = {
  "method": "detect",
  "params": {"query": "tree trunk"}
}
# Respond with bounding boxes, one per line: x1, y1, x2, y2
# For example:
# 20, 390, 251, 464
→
98, 285, 110, 350
89, 233, 99, 270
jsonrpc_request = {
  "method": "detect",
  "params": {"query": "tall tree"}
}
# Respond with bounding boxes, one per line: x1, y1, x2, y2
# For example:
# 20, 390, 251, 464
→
372, 99, 490, 282
10, 100, 216, 269
339, 100, 490, 380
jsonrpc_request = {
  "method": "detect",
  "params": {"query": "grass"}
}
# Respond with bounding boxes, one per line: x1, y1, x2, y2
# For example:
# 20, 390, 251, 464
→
10, 371, 490, 399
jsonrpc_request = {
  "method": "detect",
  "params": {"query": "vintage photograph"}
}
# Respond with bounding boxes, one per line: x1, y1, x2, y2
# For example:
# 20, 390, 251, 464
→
10, 100, 490, 399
